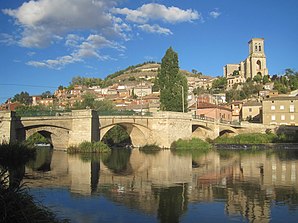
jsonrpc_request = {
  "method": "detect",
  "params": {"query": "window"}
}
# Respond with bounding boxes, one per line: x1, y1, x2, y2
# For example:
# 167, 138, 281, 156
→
255, 45, 258, 51
291, 115, 295, 120
290, 105, 295, 112
271, 115, 276, 121
271, 105, 275, 110
249, 108, 252, 112
259, 45, 262, 51
280, 105, 285, 110
281, 115, 285, 121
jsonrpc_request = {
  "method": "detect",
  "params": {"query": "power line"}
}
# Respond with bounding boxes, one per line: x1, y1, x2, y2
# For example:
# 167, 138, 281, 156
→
0, 84, 57, 88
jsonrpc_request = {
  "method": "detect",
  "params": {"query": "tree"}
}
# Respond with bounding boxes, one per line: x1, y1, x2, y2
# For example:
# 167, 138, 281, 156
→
41, 91, 52, 99
12, 91, 32, 105
157, 47, 188, 112
262, 75, 270, 84
211, 77, 227, 93
253, 73, 262, 83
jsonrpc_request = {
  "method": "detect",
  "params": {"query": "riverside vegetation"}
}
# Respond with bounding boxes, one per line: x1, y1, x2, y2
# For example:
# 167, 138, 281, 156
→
0, 143, 68, 223
67, 141, 111, 154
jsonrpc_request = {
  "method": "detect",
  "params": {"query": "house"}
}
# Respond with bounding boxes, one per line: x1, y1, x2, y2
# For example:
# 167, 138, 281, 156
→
133, 85, 152, 97
262, 96, 298, 126
230, 101, 243, 122
242, 101, 262, 122
194, 102, 232, 122
0, 99, 22, 111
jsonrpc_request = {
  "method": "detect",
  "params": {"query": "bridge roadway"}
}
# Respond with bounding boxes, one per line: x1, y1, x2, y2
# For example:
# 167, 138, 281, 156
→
0, 109, 271, 149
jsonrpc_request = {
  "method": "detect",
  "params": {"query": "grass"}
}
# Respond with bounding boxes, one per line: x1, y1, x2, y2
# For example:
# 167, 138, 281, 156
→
171, 138, 212, 151
139, 144, 162, 155
0, 142, 36, 168
67, 141, 111, 154
0, 170, 68, 223
213, 132, 298, 145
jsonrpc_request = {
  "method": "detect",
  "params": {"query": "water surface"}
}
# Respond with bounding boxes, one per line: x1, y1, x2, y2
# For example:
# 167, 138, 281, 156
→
24, 147, 298, 222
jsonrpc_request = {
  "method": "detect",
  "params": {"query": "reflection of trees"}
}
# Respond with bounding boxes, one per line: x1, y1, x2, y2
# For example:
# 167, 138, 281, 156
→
274, 187, 298, 208
153, 184, 188, 223
102, 149, 132, 175
91, 160, 100, 193
26, 147, 53, 172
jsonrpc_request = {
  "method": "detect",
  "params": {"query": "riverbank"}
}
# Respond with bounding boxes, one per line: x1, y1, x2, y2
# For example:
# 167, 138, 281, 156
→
214, 143, 298, 150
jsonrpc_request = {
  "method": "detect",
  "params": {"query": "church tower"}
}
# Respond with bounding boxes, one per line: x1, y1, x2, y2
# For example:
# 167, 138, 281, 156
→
245, 38, 268, 79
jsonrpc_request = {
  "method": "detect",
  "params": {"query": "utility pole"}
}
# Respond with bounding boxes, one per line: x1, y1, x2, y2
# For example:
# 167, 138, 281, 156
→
181, 85, 185, 113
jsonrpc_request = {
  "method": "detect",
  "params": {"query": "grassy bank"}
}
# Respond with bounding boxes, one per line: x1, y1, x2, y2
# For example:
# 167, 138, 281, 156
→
67, 141, 110, 153
171, 138, 212, 151
214, 132, 298, 144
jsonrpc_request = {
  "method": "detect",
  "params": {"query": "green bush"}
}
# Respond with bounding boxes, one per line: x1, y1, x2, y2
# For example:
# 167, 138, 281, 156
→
171, 138, 212, 151
67, 141, 110, 154
25, 132, 49, 147
214, 133, 276, 144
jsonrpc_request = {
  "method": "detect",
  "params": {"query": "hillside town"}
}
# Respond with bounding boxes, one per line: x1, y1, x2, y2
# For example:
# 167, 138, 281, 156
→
1, 38, 298, 127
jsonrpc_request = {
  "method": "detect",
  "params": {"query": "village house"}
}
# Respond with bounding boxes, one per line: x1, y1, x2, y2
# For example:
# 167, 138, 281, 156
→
0, 99, 21, 111
262, 96, 298, 126
194, 102, 232, 122
242, 101, 262, 122
230, 101, 243, 122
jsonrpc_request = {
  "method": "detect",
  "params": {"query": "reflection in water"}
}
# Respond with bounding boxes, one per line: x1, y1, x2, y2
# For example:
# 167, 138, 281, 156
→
24, 148, 298, 222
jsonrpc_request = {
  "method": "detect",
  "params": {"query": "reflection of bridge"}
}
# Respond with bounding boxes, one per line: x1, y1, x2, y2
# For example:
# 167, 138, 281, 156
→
1, 109, 255, 148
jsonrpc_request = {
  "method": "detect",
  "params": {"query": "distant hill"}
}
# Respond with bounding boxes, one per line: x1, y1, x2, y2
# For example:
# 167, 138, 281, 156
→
105, 61, 193, 83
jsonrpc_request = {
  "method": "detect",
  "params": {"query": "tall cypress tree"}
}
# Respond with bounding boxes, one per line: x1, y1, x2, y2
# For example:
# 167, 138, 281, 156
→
158, 47, 188, 112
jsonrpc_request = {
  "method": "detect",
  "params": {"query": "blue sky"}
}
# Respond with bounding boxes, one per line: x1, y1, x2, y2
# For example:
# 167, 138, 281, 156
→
1, 0, 298, 103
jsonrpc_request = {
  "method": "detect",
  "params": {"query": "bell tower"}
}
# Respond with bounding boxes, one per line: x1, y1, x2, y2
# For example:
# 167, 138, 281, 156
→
249, 38, 265, 57
246, 38, 268, 79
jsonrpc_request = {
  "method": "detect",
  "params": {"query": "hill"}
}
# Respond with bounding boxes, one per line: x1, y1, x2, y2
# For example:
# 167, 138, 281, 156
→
106, 61, 193, 83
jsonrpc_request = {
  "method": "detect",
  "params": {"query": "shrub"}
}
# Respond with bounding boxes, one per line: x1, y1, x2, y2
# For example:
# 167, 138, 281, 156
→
171, 138, 212, 151
139, 144, 161, 154
67, 141, 110, 154
0, 169, 68, 223
214, 133, 277, 144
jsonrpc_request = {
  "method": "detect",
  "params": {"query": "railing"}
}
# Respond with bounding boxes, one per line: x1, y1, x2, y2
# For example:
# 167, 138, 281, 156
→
16, 110, 71, 117
98, 110, 152, 116
192, 115, 215, 122
192, 115, 241, 126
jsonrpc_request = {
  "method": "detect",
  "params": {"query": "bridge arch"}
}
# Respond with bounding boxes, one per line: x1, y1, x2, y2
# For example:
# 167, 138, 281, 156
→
100, 122, 152, 147
219, 128, 237, 137
17, 125, 70, 148
191, 124, 214, 140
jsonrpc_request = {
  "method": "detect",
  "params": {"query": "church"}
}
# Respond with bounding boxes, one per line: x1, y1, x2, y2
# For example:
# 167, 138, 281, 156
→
223, 38, 269, 89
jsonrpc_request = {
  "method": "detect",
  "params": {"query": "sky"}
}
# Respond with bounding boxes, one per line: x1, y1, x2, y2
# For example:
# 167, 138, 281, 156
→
0, 0, 298, 103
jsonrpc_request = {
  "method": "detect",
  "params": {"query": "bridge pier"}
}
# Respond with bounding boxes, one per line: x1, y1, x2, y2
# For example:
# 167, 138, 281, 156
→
0, 111, 17, 144
68, 109, 99, 147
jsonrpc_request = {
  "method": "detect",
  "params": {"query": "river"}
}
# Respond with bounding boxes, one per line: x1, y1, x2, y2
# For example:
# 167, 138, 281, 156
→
23, 147, 298, 223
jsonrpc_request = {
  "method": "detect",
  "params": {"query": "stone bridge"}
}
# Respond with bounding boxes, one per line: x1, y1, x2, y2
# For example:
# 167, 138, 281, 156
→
1, 109, 249, 149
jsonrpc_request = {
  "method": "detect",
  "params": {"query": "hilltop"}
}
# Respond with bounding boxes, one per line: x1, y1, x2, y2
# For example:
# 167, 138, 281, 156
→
105, 61, 193, 83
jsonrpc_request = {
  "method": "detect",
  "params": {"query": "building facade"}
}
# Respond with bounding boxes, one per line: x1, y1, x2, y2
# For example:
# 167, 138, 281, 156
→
262, 96, 298, 126
224, 38, 269, 89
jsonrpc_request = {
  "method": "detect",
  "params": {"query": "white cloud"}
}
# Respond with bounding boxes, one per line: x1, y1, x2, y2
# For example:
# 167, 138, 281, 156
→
3, 0, 121, 48
27, 34, 122, 69
138, 24, 173, 35
112, 3, 200, 24
210, 10, 221, 19
0, 33, 17, 45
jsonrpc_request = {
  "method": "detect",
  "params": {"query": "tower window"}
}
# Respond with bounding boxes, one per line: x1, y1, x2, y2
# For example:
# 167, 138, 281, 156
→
257, 60, 262, 70
255, 45, 258, 51
259, 45, 262, 51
